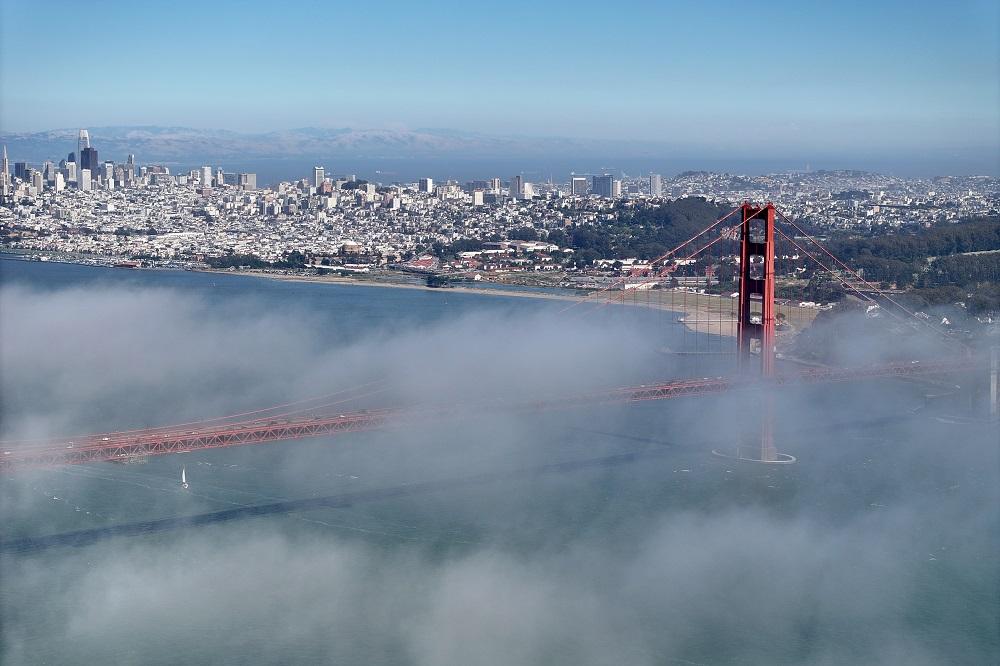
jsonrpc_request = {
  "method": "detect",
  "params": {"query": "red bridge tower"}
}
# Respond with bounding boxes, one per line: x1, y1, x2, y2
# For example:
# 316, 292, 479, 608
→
737, 202, 776, 378
717, 202, 794, 463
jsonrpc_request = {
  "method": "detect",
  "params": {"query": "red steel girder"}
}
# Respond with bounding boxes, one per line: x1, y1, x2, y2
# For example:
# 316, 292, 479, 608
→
0, 358, 981, 472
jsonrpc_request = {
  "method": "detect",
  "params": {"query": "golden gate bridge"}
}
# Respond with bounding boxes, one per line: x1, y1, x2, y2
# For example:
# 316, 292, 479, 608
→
2, 204, 994, 472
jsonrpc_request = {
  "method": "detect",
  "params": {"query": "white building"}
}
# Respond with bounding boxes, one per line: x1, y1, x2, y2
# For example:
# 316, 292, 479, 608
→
649, 173, 662, 197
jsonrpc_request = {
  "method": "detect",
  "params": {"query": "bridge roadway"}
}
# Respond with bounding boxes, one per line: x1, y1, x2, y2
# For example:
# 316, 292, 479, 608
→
0, 359, 981, 472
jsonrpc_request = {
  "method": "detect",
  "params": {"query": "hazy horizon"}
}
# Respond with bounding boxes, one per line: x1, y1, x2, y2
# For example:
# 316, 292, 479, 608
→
2, 124, 996, 181
2, 1, 997, 176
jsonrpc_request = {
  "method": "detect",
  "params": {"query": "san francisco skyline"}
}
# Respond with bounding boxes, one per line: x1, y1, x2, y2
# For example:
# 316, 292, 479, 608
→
2, 0, 997, 174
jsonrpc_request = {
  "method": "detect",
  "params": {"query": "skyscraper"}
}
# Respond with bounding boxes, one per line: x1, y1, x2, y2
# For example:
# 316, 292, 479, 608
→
79, 168, 91, 191
14, 162, 28, 181
313, 166, 325, 188
201, 166, 212, 187
0, 146, 9, 199
79, 147, 99, 174
78, 129, 90, 159
238, 173, 256, 190
571, 176, 589, 196
649, 173, 663, 197
510, 174, 524, 199
418, 177, 434, 193
592, 174, 614, 198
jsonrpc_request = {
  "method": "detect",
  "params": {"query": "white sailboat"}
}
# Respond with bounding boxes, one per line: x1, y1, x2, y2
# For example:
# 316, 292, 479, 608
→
181, 466, 188, 489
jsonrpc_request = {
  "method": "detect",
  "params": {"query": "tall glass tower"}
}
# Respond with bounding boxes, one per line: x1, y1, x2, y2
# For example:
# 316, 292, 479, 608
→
78, 129, 90, 159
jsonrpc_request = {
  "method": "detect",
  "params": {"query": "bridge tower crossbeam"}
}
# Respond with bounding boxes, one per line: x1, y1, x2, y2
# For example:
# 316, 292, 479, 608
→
737, 202, 777, 378
716, 202, 793, 463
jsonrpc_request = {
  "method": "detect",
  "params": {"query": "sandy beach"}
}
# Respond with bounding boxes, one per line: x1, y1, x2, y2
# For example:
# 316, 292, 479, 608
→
3, 254, 819, 339
199, 268, 820, 338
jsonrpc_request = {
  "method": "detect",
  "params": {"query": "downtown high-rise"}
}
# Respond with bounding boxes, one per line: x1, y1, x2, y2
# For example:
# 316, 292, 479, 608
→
649, 173, 662, 197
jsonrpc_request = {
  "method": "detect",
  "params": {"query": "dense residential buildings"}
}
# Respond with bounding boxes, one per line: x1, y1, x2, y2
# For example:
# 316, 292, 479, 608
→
1, 131, 998, 286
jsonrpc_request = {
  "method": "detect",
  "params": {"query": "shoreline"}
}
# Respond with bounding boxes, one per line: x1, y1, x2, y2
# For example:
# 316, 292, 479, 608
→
195, 267, 745, 336
208, 268, 820, 339
3, 252, 820, 338
199, 267, 595, 302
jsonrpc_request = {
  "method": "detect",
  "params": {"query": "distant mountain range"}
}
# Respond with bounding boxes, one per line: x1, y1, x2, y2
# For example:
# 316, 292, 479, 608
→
4, 126, 991, 180
0, 126, 669, 165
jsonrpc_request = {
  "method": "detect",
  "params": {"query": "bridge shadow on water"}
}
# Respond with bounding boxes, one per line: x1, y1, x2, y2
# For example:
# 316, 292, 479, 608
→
0, 448, 676, 555
0, 406, 962, 556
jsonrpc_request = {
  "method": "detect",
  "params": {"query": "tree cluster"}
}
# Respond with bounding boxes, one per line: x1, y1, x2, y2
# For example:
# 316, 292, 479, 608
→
921, 253, 1000, 287
825, 216, 1000, 287
205, 250, 306, 270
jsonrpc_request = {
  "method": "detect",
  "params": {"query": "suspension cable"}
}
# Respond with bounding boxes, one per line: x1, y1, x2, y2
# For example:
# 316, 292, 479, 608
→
774, 227, 963, 349
580, 227, 736, 315
558, 205, 740, 314
774, 209, 967, 349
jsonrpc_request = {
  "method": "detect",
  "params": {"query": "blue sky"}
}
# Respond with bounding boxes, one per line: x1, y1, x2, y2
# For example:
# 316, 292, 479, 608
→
1, 0, 997, 166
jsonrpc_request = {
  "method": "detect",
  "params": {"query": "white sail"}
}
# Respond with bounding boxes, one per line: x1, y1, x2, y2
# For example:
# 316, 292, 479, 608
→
181, 467, 186, 484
